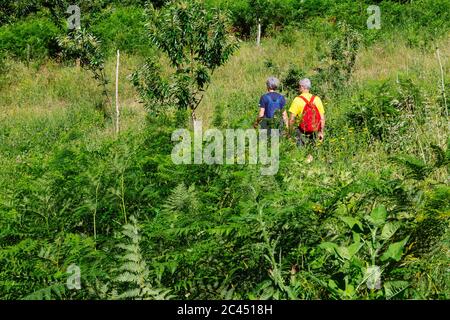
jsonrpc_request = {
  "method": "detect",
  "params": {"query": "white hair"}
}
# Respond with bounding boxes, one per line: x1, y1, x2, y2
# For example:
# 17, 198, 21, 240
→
299, 78, 312, 90
266, 77, 280, 90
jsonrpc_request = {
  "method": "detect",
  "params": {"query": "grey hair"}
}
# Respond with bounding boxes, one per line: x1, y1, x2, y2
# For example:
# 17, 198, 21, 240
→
299, 78, 312, 90
266, 77, 280, 90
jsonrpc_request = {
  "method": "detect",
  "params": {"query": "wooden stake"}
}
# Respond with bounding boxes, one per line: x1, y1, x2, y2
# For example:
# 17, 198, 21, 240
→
257, 19, 261, 46
26, 44, 30, 67
115, 50, 120, 134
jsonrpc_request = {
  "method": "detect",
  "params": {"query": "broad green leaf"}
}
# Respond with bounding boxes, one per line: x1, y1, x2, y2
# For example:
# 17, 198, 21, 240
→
381, 222, 400, 241
352, 231, 361, 244
367, 205, 387, 226
319, 242, 339, 253
352, 256, 365, 269
328, 279, 338, 290
344, 283, 356, 299
381, 236, 410, 262
340, 216, 363, 230
330, 240, 363, 261
347, 242, 363, 258
259, 287, 275, 300
384, 281, 409, 299
336, 246, 350, 260
335, 203, 347, 215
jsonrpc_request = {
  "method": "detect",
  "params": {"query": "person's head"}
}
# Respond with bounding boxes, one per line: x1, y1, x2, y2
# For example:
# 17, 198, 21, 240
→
299, 78, 312, 93
266, 76, 280, 92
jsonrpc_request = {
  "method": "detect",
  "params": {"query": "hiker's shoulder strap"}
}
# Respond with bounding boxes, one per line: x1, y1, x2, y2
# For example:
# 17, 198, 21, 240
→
299, 95, 316, 105
299, 96, 309, 105
298, 96, 316, 105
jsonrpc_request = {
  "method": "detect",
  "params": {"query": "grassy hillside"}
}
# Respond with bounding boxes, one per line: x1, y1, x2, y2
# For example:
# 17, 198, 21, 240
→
0, 1, 449, 300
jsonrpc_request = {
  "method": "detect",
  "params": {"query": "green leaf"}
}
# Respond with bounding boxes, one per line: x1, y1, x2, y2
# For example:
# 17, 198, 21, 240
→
381, 236, 409, 262
380, 222, 400, 241
340, 216, 363, 230
321, 240, 362, 261
343, 283, 356, 299
347, 242, 363, 258
336, 246, 350, 260
328, 279, 338, 290
319, 242, 339, 253
352, 231, 361, 244
367, 205, 387, 226
384, 281, 409, 299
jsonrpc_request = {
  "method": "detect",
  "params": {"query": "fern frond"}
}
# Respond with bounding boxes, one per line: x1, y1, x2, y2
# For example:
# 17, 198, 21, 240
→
163, 183, 199, 215
112, 215, 173, 300
431, 144, 450, 168
116, 272, 143, 283
115, 288, 141, 300
116, 243, 140, 253
22, 283, 66, 300
391, 155, 432, 180
120, 252, 141, 263
119, 262, 148, 273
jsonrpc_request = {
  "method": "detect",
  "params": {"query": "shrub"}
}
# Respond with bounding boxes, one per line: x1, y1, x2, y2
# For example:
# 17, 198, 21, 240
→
0, 17, 60, 61
345, 77, 426, 152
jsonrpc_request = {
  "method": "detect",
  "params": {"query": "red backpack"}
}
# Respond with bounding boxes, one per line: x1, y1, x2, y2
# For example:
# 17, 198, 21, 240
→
298, 95, 322, 133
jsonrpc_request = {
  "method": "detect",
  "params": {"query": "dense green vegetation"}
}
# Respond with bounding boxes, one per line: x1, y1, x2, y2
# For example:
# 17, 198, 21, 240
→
0, 0, 449, 300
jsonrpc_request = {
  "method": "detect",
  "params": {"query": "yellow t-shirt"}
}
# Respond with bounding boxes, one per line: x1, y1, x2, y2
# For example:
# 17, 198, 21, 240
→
289, 93, 325, 117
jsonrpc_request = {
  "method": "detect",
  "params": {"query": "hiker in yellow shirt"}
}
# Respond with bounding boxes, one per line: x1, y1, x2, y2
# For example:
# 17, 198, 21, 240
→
289, 78, 325, 146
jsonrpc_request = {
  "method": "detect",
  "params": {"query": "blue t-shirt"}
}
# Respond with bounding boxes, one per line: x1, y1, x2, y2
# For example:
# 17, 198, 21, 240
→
259, 92, 286, 118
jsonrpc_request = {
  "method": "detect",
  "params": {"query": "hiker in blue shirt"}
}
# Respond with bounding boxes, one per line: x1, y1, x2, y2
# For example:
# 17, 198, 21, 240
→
253, 77, 289, 132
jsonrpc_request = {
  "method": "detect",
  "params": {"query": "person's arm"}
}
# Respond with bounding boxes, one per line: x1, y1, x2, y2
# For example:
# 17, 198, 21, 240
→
253, 107, 266, 128
317, 97, 326, 141
288, 98, 300, 136
280, 96, 289, 129
289, 113, 296, 127
318, 114, 326, 141
282, 110, 289, 128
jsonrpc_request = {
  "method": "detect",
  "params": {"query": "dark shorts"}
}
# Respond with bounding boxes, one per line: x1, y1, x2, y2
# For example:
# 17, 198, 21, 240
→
296, 128, 318, 147
259, 118, 284, 136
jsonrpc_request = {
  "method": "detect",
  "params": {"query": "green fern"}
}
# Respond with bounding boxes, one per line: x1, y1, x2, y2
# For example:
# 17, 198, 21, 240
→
163, 183, 199, 215
431, 143, 450, 168
112, 216, 173, 300
22, 283, 66, 300
391, 141, 449, 180
391, 155, 432, 180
